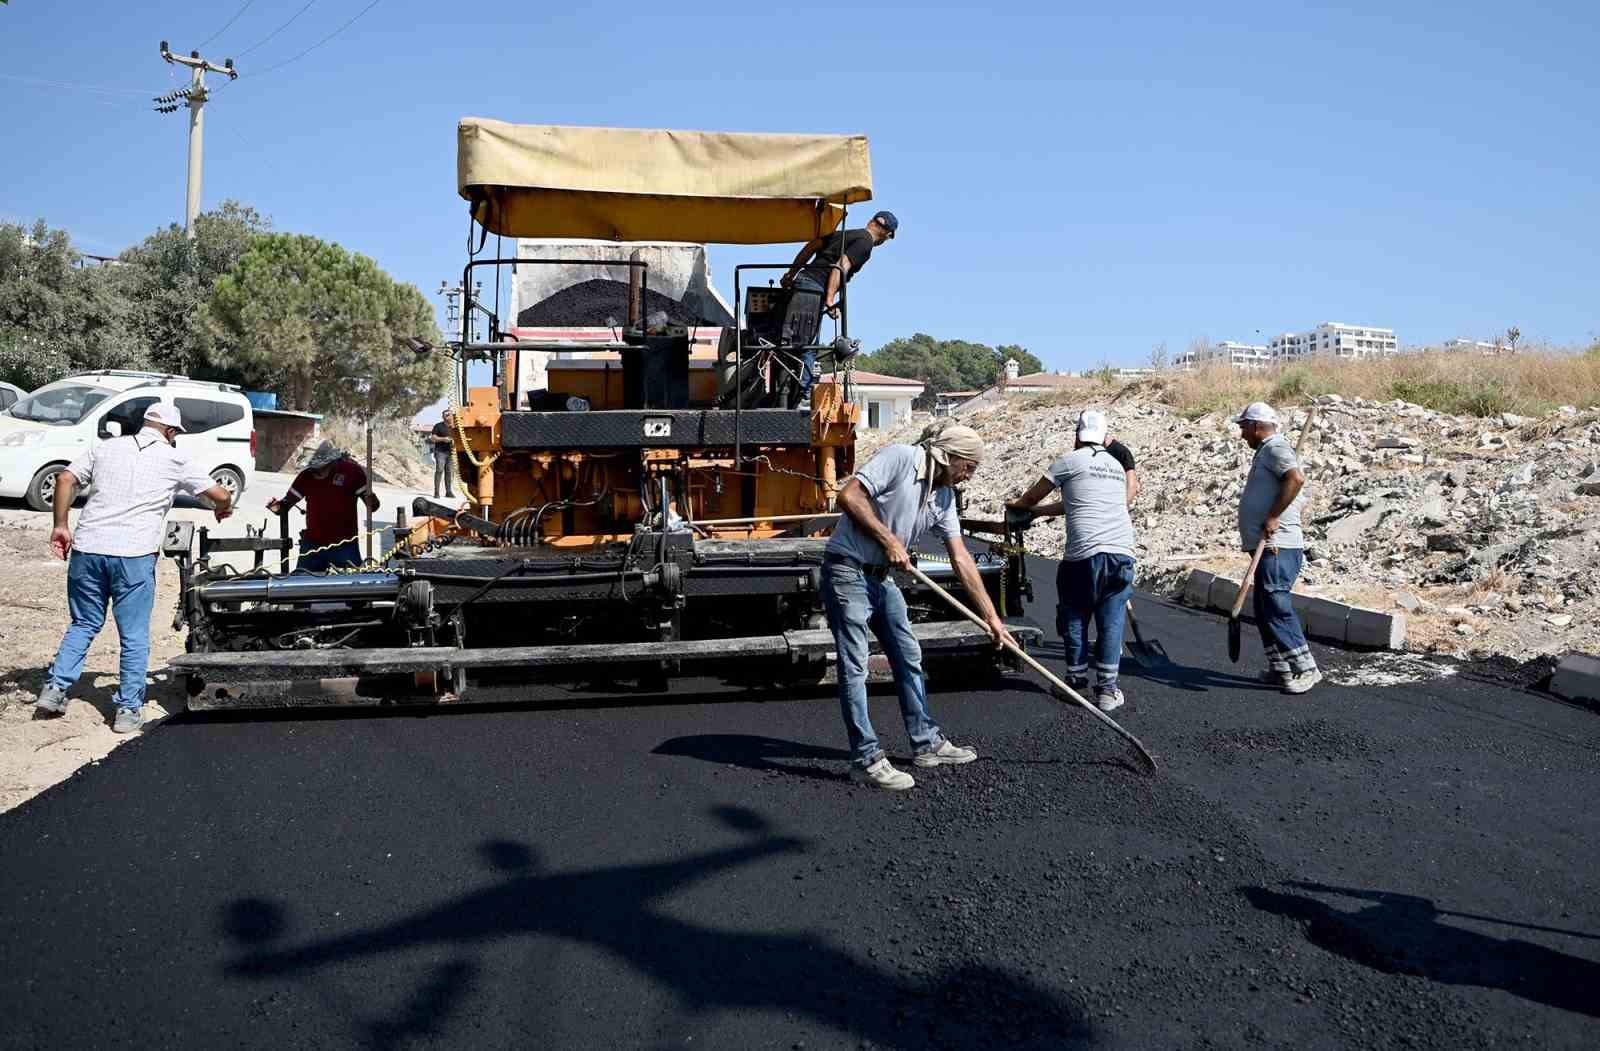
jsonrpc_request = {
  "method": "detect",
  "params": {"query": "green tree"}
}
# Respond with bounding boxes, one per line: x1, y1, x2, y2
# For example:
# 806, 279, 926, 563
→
0, 220, 149, 389
857, 333, 1045, 405
116, 200, 269, 378
199, 233, 447, 416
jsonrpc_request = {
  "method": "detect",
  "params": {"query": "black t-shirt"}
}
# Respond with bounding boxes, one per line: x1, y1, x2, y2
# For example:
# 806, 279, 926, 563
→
430, 420, 451, 449
800, 229, 874, 290
1106, 439, 1136, 471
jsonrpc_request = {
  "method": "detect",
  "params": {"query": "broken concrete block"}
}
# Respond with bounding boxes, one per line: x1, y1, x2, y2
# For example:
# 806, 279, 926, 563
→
1393, 591, 1422, 612
1499, 413, 1530, 428
1326, 503, 1394, 546
1347, 607, 1407, 649
1427, 532, 1469, 554
1209, 576, 1242, 613
1550, 652, 1600, 707
1375, 435, 1419, 450
1575, 472, 1600, 496
1183, 569, 1216, 608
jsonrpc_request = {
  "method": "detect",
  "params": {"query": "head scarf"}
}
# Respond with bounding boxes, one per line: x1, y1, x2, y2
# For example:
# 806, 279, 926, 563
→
305, 439, 347, 471
917, 419, 985, 466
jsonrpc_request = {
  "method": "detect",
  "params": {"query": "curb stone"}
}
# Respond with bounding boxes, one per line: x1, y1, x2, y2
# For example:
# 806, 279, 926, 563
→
1550, 652, 1600, 711
1178, 568, 1407, 650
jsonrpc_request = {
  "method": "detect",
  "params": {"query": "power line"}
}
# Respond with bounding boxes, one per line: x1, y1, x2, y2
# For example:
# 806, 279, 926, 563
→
244, 0, 384, 79
196, 0, 257, 50
233, 0, 319, 59
0, 73, 157, 98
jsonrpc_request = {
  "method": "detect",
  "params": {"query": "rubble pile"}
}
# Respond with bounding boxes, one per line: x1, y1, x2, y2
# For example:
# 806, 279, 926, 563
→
864, 393, 1600, 661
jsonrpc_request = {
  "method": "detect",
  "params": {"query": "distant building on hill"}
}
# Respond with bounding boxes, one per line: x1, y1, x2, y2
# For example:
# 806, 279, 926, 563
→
1269, 322, 1397, 363
1175, 341, 1271, 371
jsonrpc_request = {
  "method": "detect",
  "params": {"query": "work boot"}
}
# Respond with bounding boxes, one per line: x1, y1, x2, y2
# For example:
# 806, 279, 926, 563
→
111, 708, 144, 734
33, 683, 68, 716
914, 740, 978, 768
1095, 687, 1125, 712
850, 757, 914, 791
1281, 668, 1323, 695
1257, 668, 1289, 686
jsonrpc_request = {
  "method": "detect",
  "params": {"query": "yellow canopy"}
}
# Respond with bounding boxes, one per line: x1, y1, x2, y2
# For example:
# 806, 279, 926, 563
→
457, 119, 873, 245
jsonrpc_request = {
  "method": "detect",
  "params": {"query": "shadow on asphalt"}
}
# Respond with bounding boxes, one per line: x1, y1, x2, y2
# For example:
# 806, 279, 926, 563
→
652, 734, 850, 782
219, 806, 1091, 1049
1242, 881, 1600, 1018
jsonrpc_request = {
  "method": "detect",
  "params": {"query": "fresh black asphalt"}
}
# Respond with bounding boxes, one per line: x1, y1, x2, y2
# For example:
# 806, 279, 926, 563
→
2, 558, 1598, 1049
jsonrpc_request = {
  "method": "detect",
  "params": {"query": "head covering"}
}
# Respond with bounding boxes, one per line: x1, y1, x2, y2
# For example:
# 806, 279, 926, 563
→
1076, 408, 1108, 445
917, 419, 984, 466
143, 402, 185, 432
305, 439, 347, 470
1233, 401, 1279, 425
870, 210, 899, 235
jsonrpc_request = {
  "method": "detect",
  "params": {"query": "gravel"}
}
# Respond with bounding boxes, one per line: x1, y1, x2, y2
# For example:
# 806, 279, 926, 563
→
516, 278, 720, 328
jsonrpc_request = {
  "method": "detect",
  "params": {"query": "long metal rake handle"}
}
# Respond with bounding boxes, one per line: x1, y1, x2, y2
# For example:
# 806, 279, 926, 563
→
904, 564, 1159, 774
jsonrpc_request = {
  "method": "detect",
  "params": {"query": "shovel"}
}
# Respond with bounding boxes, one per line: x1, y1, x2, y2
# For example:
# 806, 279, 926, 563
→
905, 563, 1158, 774
1124, 599, 1170, 667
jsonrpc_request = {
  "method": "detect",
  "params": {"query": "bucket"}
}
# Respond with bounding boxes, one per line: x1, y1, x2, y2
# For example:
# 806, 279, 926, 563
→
244, 390, 279, 412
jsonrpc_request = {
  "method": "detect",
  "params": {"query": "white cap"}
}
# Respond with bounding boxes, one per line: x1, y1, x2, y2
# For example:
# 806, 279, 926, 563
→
1076, 409, 1108, 445
143, 402, 185, 432
1233, 401, 1279, 425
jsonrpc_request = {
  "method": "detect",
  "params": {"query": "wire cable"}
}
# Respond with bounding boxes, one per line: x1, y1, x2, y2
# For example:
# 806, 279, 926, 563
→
233, 0, 319, 59
0, 73, 156, 98
242, 0, 384, 79
196, 0, 258, 50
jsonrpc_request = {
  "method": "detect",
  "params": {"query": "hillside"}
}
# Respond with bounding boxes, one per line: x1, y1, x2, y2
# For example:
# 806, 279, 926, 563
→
864, 386, 1600, 663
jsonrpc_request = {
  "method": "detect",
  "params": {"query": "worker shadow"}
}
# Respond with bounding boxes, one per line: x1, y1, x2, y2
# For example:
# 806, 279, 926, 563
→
652, 733, 850, 782
220, 807, 1089, 1049
1242, 881, 1600, 1018
3, 665, 184, 722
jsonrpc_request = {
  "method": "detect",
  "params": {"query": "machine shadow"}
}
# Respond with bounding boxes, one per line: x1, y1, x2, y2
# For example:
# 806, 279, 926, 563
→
220, 807, 1091, 1049
1242, 881, 1600, 1018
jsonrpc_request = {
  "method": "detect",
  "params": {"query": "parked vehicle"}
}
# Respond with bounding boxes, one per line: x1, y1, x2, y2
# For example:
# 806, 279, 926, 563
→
0, 382, 25, 413
0, 370, 255, 511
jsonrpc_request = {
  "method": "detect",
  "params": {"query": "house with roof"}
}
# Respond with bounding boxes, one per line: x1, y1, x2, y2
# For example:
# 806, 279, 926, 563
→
816, 370, 924, 431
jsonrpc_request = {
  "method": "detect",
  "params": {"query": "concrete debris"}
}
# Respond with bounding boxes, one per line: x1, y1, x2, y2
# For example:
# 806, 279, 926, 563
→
865, 390, 1600, 663
1546, 614, 1574, 628
1393, 591, 1422, 612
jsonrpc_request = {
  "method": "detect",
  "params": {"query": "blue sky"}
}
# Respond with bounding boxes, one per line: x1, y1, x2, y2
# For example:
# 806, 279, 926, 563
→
3, 0, 1598, 373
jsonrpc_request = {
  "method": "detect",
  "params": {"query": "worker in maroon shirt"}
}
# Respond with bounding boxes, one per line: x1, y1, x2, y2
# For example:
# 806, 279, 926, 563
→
268, 440, 380, 573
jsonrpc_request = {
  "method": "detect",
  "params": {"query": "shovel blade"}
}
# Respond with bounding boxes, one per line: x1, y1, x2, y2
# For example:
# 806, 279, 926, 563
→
1125, 638, 1170, 668
1228, 616, 1242, 663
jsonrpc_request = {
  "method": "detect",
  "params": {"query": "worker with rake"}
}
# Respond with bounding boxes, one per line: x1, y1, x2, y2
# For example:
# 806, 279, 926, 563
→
822, 419, 1016, 790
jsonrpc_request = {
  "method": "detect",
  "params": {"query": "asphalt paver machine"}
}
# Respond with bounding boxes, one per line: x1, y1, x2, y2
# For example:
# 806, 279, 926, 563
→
168, 119, 1041, 708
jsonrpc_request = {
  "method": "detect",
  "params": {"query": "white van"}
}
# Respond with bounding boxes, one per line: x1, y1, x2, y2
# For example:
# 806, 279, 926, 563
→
0, 370, 255, 511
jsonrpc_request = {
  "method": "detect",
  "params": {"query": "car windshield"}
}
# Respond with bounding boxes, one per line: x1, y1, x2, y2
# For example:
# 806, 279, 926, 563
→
8, 384, 113, 425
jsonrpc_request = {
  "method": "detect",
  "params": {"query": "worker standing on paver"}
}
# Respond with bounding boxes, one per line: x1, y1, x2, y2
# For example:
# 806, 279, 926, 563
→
1235, 402, 1321, 693
430, 412, 457, 499
268, 440, 380, 574
33, 403, 234, 733
1006, 409, 1137, 711
823, 419, 1016, 790
780, 210, 897, 404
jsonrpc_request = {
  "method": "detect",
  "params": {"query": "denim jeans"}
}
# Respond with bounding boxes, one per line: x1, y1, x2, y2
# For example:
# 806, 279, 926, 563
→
821, 559, 944, 767
1055, 553, 1136, 692
295, 538, 363, 575
1253, 547, 1317, 675
789, 275, 825, 397
47, 551, 158, 711
433, 448, 454, 497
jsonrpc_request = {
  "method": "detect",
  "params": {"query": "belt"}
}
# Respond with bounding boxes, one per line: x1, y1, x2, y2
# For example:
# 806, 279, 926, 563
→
823, 552, 891, 580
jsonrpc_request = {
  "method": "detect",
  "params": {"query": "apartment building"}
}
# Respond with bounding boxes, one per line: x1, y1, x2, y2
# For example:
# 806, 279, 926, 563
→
1174, 341, 1271, 371
1269, 323, 1398, 363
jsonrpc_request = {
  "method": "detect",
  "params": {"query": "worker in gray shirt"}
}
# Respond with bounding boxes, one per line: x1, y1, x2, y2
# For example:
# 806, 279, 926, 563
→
1006, 409, 1136, 712
1235, 401, 1320, 694
823, 419, 1016, 791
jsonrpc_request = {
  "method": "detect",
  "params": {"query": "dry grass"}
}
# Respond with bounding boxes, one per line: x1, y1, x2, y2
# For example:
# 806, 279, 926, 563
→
1062, 347, 1600, 421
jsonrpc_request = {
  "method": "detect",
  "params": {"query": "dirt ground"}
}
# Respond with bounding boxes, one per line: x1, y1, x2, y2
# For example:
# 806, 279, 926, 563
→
0, 514, 187, 814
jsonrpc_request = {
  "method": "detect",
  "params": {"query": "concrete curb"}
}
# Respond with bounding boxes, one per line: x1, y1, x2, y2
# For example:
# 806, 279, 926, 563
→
1177, 569, 1407, 650
1550, 652, 1600, 711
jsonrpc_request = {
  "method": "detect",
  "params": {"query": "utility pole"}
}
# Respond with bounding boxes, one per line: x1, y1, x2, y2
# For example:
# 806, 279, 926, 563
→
437, 281, 484, 343
155, 41, 237, 238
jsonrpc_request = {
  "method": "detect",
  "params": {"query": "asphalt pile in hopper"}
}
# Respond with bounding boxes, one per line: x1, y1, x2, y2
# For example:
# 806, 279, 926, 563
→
516, 278, 717, 328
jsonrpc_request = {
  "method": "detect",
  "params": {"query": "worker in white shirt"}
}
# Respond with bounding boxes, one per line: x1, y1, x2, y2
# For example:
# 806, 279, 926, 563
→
33, 402, 233, 733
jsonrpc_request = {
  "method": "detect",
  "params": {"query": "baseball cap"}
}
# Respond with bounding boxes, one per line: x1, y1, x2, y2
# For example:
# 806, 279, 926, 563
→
1233, 402, 1279, 425
870, 210, 898, 235
143, 402, 185, 432
1076, 409, 1108, 445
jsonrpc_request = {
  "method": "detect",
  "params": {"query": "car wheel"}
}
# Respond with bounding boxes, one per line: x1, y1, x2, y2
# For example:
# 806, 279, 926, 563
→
211, 466, 245, 500
25, 464, 66, 513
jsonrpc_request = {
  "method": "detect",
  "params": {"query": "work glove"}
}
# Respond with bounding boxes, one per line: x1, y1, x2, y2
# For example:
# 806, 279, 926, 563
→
1004, 505, 1038, 530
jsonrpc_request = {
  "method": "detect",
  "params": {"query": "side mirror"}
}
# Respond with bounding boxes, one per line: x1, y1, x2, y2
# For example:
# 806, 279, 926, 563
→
99, 419, 126, 439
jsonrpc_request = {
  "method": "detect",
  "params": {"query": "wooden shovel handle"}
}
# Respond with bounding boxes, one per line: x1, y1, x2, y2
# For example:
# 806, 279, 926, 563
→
1232, 539, 1267, 619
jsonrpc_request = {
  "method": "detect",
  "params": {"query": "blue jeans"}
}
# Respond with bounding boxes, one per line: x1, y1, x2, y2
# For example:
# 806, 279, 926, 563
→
821, 559, 945, 767
1253, 548, 1316, 675
47, 551, 158, 712
295, 538, 363, 575
790, 275, 825, 397
1056, 553, 1135, 692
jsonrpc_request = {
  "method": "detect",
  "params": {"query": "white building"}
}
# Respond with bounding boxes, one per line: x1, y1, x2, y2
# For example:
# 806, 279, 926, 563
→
1442, 338, 1509, 354
1269, 322, 1397, 363
1174, 341, 1271, 371
816, 370, 923, 431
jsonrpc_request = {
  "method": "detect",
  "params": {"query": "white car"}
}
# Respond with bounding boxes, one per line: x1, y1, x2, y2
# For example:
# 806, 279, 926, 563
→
0, 370, 255, 511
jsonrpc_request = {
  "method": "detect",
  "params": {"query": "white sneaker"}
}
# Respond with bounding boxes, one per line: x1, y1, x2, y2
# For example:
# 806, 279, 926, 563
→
913, 740, 978, 768
1281, 669, 1323, 695
1095, 687, 1125, 712
850, 757, 915, 790
1257, 669, 1288, 685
